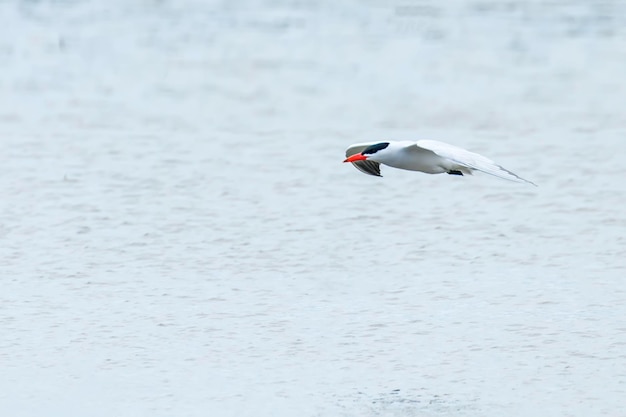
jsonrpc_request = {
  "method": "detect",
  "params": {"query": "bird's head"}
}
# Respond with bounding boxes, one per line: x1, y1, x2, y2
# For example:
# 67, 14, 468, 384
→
343, 142, 390, 163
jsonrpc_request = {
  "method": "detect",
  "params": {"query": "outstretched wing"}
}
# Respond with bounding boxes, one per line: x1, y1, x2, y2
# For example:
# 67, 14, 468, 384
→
415, 140, 537, 185
345, 142, 382, 177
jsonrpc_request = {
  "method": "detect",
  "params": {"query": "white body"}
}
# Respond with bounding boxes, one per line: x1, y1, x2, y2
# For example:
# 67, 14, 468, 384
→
370, 141, 454, 174
345, 140, 536, 185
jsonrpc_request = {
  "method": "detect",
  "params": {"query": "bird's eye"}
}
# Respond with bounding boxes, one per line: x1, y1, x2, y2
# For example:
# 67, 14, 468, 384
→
362, 142, 390, 155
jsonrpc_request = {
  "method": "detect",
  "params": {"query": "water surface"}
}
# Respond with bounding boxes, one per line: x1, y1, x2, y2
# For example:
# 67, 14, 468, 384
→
1, 1, 625, 416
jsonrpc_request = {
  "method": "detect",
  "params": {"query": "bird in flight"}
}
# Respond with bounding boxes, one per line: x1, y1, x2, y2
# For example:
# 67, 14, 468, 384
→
344, 140, 536, 185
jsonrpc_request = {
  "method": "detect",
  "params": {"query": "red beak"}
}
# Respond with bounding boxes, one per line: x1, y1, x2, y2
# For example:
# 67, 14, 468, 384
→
343, 154, 368, 163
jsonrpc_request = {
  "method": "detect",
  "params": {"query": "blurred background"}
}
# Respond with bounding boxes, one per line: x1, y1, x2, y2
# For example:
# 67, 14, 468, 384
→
1, 1, 625, 416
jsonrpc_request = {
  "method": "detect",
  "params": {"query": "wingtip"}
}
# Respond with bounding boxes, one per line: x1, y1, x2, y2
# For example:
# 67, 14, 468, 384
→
520, 177, 538, 187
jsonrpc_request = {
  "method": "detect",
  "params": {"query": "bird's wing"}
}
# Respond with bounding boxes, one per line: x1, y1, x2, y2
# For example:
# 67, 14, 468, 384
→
345, 142, 382, 177
414, 140, 536, 185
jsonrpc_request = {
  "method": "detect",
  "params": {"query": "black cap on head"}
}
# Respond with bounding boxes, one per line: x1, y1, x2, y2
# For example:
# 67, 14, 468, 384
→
362, 142, 390, 155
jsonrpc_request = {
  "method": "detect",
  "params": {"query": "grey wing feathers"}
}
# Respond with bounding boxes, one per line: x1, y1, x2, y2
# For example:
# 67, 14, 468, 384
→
345, 142, 382, 177
352, 160, 382, 177
416, 140, 536, 186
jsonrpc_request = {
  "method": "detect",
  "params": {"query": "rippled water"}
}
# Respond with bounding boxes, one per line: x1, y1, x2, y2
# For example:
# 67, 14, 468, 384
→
1, 1, 625, 416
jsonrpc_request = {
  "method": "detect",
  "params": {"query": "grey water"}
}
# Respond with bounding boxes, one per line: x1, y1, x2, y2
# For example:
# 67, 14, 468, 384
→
1, 0, 625, 416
